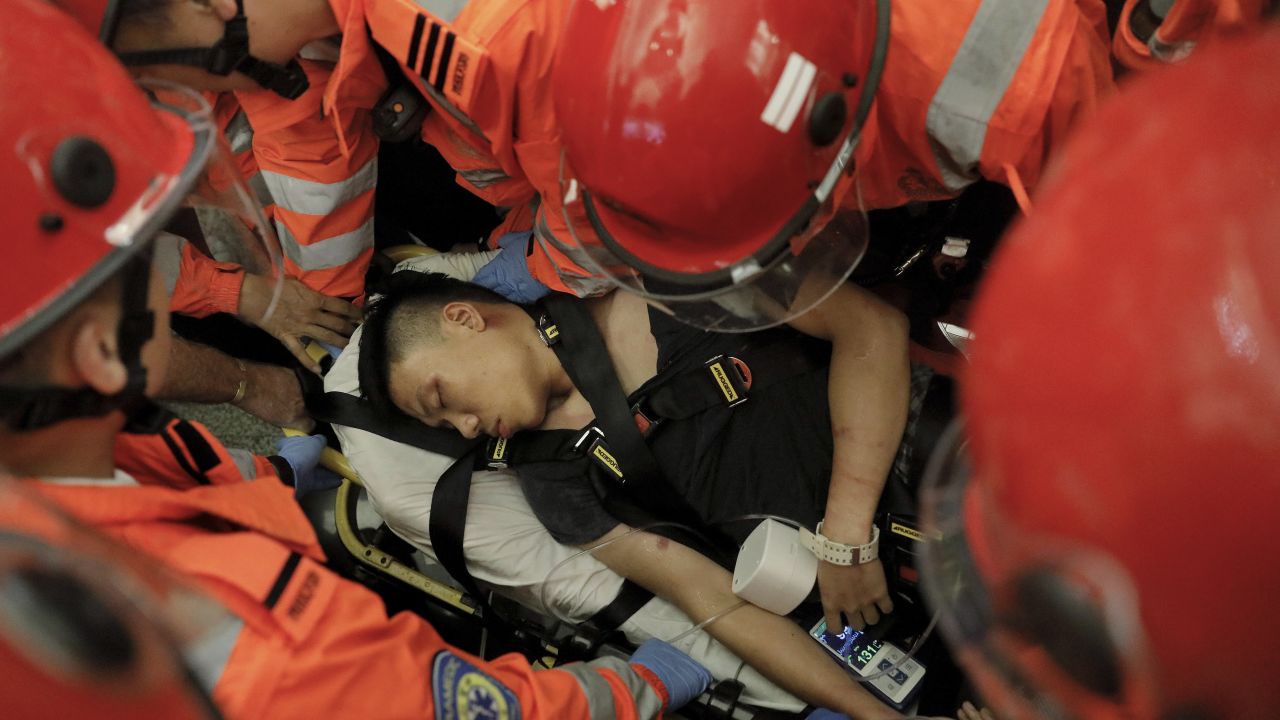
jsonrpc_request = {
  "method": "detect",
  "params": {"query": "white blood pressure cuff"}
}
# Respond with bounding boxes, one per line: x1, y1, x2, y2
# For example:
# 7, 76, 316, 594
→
799, 522, 879, 566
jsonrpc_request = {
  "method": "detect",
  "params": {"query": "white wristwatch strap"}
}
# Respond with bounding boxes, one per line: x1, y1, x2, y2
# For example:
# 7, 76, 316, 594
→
798, 522, 880, 566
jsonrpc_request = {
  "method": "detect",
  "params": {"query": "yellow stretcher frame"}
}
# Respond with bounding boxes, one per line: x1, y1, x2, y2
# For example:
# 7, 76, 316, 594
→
282, 428, 477, 616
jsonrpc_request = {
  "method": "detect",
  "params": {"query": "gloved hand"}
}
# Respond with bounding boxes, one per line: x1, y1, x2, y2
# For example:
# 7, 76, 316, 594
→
628, 639, 712, 710
471, 231, 552, 304
274, 434, 342, 497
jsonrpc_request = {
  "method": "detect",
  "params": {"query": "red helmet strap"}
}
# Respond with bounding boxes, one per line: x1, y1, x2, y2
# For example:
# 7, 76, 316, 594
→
114, 0, 309, 100
0, 256, 155, 432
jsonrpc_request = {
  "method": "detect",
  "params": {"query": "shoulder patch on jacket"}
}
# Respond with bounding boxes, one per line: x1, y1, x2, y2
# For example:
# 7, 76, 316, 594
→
432, 651, 521, 720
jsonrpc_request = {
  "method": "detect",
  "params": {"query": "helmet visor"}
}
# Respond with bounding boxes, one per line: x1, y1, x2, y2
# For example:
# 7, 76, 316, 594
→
560, 143, 868, 333
144, 81, 284, 322
5, 80, 284, 358
919, 421, 1161, 720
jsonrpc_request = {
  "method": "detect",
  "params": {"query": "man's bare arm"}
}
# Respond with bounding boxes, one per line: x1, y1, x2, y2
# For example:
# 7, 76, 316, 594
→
588, 524, 901, 720
159, 336, 312, 430
788, 283, 910, 631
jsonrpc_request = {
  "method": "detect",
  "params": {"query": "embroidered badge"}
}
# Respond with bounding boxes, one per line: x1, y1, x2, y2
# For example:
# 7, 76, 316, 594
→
432, 651, 521, 720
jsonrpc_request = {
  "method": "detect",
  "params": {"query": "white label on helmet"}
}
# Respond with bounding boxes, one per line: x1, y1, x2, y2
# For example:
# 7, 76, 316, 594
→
761, 52, 817, 134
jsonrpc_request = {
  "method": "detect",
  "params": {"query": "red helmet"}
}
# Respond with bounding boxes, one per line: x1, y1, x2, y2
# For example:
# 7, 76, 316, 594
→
920, 27, 1280, 720
554, 0, 888, 331
0, 0, 280, 430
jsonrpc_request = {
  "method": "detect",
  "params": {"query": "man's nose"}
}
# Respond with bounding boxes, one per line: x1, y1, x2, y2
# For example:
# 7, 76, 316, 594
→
453, 413, 481, 439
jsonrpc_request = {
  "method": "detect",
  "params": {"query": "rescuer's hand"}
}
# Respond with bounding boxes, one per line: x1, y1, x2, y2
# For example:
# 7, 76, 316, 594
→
235, 363, 314, 432
238, 274, 361, 374
628, 639, 712, 711
472, 231, 552, 304
274, 434, 342, 497
817, 558, 894, 632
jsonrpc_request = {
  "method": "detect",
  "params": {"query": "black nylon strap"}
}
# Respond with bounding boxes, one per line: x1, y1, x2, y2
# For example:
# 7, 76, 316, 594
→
540, 296, 733, 557
481, 429, 581, 469
540, 295, 665, 484
116, 0, 309, 100
639, 338, 829, 423
306, 391, 477, 458
428, 447, 486, 604
584, 578, 653, 635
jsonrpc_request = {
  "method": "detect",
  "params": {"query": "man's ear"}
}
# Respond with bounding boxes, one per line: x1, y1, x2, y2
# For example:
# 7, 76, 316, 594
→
440, 302, 487, 335
207, 0, 239, 22
67, 316, 128, 396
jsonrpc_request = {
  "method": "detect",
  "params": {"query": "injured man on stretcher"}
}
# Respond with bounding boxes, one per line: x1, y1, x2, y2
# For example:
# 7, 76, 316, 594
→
333, 251, 948, 719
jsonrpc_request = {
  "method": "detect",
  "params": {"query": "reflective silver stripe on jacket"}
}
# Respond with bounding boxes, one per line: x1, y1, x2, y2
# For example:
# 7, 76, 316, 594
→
533, 207, 616, 297
226, 110, 254, 155
185, 613, 245, 692
225, 447, 259, 480
154, 231, 187, 295
558, 657, 665, 720
276, 218, 375, 270
412, 0, 468, 22
458, 167, 510, 190
925, 0, 1051, 191
418, 81, 489, 141
247, 172, 274, 209
261, 157, 378, 216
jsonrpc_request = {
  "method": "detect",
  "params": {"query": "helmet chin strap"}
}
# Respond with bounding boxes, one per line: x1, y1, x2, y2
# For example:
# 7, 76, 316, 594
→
116, 0, 309, 100
0, 257, 160, 433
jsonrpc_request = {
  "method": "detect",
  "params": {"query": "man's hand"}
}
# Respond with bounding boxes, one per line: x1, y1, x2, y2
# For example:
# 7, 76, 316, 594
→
817, 559, 894, 632
235, 363, 313, 432
238, 273, 361, 374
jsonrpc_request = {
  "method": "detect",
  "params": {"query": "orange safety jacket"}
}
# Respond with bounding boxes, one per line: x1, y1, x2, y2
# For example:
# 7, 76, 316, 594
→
166, 56, 381, 314
114, 412, 278, 490
851, 0, 1115, 210
40, 423, 673, 719
329, 0, 614, 296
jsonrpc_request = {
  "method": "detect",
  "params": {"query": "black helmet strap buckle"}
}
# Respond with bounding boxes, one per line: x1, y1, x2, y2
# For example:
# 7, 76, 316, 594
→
115, 0, 309, 100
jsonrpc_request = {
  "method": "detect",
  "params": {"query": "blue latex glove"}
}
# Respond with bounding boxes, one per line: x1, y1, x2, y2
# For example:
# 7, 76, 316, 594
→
628, 639, 712, 710
471, 231, 552, 304
806, 710, 852, 720
275, 434, 342, 497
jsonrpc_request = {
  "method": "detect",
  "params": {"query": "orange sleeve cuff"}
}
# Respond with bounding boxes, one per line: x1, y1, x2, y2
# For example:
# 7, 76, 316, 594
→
630, 663, 671, 712
206, 266, 246, 316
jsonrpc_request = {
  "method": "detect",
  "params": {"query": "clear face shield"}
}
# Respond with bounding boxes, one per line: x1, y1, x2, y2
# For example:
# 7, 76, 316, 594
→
559, 128, 870, 334
918, 421, 1162, 720
0, 474, 234, 719
10, 79, 284, 348
144, 81, 284, 319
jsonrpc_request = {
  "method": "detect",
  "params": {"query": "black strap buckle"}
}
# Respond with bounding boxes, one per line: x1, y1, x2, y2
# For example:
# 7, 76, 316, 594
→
484, 436, 510, 469
537, 314, 560, 346
703, 355, 751, 408
574, 427, 625, 484
630, 398, 660, 437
